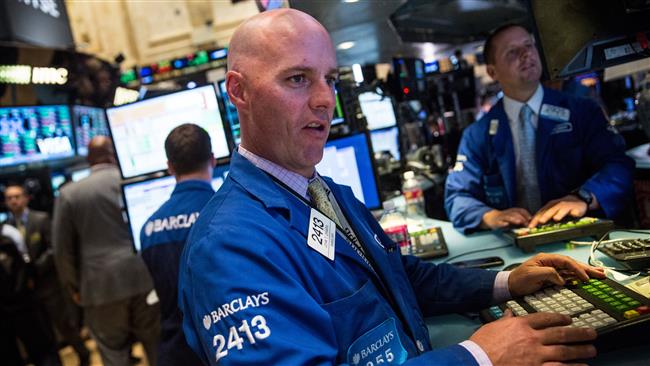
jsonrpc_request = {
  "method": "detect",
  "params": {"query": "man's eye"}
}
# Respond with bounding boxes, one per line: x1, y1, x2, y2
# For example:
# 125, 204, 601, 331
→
289, 75, 306, 83
326, 77, 338, 86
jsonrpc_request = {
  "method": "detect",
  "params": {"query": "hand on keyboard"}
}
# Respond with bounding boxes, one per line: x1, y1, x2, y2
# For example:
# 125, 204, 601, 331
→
508, 253, 606, 298
470, 309, 597, 365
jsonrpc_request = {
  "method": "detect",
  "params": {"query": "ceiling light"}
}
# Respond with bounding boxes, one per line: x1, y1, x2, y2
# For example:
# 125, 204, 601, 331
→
342, 0, 359, 3
337, 41, 355, 50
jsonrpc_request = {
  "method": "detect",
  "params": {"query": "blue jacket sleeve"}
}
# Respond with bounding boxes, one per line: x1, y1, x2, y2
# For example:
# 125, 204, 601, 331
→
444, 126, 494, 233
179, 220, 483, 365
577, 99, 635, 218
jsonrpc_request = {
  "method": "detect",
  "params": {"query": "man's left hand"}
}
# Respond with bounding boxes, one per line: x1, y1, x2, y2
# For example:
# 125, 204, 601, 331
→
528, 195, 587, 228
508, 253, 606, 297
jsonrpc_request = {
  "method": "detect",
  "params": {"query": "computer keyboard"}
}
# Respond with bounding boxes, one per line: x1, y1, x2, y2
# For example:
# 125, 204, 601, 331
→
481, 278, 650, 352
597, 238, 650, 270
502, 217, 614, 252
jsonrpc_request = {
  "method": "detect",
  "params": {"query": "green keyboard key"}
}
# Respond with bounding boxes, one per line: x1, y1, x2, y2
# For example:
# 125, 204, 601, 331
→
603, 297, 615, 303
614, 294, 626, 299
616, 304, 629, 311
622, 297, 634, 303
629, 300, 641, 307
593, 291, 604, 296
582, 285, 594, 291
610, 301, 622, 307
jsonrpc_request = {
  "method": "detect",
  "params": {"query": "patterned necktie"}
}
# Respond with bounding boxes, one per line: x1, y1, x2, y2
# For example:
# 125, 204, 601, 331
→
308, 179, 341, 227
516, 104, 542, 213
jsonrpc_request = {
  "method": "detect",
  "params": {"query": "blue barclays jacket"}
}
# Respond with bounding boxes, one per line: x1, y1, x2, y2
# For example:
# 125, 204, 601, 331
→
178, 151, 498, 365
140, 180, 214, 366
445, 87, 635, 234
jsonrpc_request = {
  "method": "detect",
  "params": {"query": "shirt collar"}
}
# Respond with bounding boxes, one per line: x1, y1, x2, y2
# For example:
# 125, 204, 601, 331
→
503, 83, 544, 124
9, 208, 29, 225
238, 146, 315, 201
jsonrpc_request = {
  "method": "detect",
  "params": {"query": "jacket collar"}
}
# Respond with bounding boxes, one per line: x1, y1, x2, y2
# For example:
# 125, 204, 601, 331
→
172, 179, 214, 195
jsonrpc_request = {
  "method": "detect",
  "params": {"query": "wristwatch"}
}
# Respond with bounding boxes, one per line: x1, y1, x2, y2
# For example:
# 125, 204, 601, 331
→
571, 188, 593, 208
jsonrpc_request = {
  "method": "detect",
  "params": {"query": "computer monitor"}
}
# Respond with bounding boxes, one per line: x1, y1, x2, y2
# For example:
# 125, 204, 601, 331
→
122, 164, 230, 251
370, 126, 401, 161
0, 105, 75, 167
317, 132, 381, 209
50, 172, 67, 197
530, 0, 650, 80
72, 105, 110, 156
357, 92, 397, 130
332, 89, 346, 125
106, 85, 231, 179
217, 80, 241, 145
211, 164, 230, 192
122, 175, 176, 251
70, 167, 91, 182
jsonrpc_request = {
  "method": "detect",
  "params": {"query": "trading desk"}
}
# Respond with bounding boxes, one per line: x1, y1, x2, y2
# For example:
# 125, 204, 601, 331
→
423, 219, 649, 366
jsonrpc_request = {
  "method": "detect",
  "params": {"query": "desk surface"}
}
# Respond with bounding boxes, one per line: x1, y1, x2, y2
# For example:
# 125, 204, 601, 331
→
423, 219, 649, 365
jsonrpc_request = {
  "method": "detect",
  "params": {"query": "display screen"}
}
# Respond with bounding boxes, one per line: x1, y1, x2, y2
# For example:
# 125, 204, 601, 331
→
122, 164, 229, 251
70, 167, 91, 182
106, 85, 231, 179
50, 172, 66, 197
217, 80, 241, 145
317, 133, 380, 209
370, 126, 400, 160
332, 90, 345, 125
0, 105, 75, 167
358, 92, 397, 130
72, 105, 110, 156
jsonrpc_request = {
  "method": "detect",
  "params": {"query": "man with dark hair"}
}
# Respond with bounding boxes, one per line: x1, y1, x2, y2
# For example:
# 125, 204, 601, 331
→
140, 123, 215, 365
178, 10, 605, 365
4, 183, 90, 365
53, 136, 160, 366
445, 24, 634, 233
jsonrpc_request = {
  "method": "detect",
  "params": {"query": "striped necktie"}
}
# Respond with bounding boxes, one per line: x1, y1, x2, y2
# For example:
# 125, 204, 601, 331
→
516, 104, 542, 213
308, 179, 341, 227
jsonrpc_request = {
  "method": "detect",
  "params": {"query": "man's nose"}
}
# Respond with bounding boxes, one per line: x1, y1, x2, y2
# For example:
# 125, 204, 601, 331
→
310, 80, 335, 112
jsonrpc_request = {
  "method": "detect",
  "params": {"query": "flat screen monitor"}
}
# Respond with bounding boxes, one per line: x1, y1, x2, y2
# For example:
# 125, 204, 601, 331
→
358, 92, 397, 130
70, 167, 91, 182
0, 105, 75, 167
122, 165, 229, 251
332, 90, 345, 125
217, 80, 241, 145
106, 85, 231, 179
72, 105, 110, 156
50, 172, 67, 197
370, 126, 400, 161
317, 133, 381, 209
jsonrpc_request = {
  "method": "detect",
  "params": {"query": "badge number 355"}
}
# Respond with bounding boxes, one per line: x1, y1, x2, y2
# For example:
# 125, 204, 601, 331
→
213, 315, 271, 362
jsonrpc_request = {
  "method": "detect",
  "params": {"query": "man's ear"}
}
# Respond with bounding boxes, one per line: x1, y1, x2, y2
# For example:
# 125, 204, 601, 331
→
167, 161, 176, 176
226, 71, 246, 109
486, 64, 497, 81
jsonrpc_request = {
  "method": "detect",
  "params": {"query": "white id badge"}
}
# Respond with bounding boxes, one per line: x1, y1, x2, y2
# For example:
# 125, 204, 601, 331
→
307, 208, 336, 261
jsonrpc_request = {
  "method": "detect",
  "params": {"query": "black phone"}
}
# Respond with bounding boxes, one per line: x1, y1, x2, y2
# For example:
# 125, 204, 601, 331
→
450, 256, 504, 269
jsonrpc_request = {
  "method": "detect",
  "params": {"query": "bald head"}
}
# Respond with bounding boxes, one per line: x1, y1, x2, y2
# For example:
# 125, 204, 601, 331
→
87, 136, 116, 166
228, 9, 331, 73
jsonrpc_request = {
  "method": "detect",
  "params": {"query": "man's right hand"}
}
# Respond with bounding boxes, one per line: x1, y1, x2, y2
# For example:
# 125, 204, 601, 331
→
481, 208, 532, 229
470, 310, 597, 365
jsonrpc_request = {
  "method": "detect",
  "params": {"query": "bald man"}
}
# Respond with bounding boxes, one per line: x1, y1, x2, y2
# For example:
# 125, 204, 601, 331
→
178, 9, 603, 366
53, 136, 160, 366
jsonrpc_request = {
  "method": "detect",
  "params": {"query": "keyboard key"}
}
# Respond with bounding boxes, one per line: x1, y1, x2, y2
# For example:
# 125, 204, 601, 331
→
624, 310, 640, 319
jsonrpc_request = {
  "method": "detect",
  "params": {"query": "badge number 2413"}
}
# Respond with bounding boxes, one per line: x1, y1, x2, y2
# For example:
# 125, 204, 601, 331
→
213, 315, 270, 362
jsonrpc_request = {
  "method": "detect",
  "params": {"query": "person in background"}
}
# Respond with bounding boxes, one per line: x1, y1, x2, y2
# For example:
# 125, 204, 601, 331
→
178, 9, 604, 365
139, 123, 215, 365
53, 136, 160, 366
4, 183, 90, 366
0, 221, 62, 366
445, 24, 634, 234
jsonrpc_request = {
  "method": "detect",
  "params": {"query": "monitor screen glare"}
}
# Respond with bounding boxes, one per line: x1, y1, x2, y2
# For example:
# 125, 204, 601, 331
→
317, 133, 380, 209
358, 92, 397, 130
107, 85, 230, 179
0, 105, 75, 167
